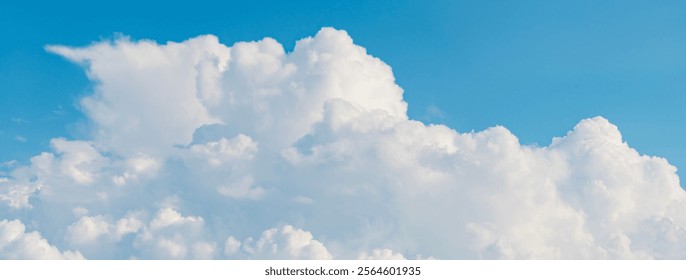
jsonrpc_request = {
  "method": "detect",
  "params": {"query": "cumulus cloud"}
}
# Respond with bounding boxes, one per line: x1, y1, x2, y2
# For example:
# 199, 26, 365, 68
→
0, 219, 83, 259
225, 225, 333, 260
0, 27, 685, 259
66, 213, 144, 246
62, 206, 216, 259
133, 207, 216, 259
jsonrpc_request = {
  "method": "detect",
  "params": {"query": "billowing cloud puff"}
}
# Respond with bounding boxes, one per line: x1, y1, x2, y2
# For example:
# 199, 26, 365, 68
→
225, 225, 333, 260
0, 219, 84, 259
1, 27, 685, 259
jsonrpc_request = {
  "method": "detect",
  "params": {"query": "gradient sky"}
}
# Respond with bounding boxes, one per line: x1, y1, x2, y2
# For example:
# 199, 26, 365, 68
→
2, 0, 685, 177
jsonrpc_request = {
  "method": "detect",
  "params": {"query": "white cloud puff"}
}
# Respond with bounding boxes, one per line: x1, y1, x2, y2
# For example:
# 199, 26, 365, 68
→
134, 207, 215, 259
0, 219, 84, 259
63, 207, 214, 259
358, 248, 407, 260
225, 225, 333, 260
0, 28, 684, 259
66, 214, 144, 246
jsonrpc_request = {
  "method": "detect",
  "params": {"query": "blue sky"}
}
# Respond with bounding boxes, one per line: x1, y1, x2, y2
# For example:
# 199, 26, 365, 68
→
2, 1, 685, 176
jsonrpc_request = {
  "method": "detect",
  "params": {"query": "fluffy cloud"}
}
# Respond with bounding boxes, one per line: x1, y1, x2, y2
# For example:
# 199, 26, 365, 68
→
45, 37, 224, 157
63, 206, 216, 259
0, 219, 83, 259
0, 27, 685, 259
134, 207, 216, 259
225, 225, 332, 260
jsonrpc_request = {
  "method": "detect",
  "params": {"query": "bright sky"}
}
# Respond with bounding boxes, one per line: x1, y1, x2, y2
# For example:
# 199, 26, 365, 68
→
1, 1, 686, 260
2, 0, 684, 175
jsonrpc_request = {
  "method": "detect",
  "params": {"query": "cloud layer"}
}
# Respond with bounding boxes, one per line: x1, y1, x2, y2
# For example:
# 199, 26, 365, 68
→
1, 28, 685, 259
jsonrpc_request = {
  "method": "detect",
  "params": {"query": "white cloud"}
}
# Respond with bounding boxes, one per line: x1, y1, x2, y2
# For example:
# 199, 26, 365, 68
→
0, 219, 84, 259
133, 207, 215, 259
50, 138, 107, 185
223, 236, 241, 255
217, 176, 265, 200
1, 160, 17, 168
226, 225, 333, 260
10, 117, 29, 124
188, 134, 258, 166
63, 207, 213, 259
358, 248, 407, 260
66, 215, 112, 244
66, 213, 144, 246
0, 27, 684, 259
0, 182, 38, 209
149, 207, 203, 230
46, 36, 225, 158
112, 154, 161, 186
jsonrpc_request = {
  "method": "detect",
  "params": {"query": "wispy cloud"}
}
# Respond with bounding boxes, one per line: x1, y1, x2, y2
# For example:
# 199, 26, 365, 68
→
10, 117, 29, 124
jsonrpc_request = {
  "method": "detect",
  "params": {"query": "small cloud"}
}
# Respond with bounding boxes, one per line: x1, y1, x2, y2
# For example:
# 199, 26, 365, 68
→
427, 105, 445, 118
53, 105, 67, 116
72, 207, 89, 217
293, 196, 314, 204
226, 225, 333, 259
358, 248, 407, 260
1, 160, 17, 168
421, 104, 447, 123
15, 135, 27, 142
10, 117, 29, 124
0, 219, 85, 259
217, 176, 265, 200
